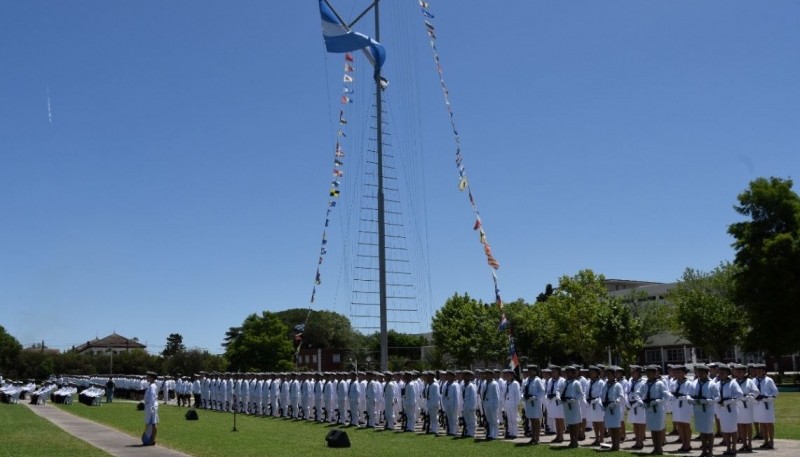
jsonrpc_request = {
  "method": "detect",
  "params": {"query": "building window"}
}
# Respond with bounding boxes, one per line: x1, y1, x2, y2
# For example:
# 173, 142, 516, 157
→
666, 348, 684, 363
304, 355, 310, 363
332, 354, 341, 363
312, 355, 317, 363
645, 349, 662, 364
693, 347, 707, 361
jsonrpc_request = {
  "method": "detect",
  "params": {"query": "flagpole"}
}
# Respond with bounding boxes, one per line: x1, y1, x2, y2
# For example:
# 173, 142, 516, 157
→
374, 0, 388, 373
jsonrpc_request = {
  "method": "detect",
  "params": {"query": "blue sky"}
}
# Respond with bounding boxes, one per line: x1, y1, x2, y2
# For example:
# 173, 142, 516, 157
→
1, 1, 798, 355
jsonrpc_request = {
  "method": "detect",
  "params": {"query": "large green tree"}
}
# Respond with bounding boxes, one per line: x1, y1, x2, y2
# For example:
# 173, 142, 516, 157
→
728, 177, 800, 354
541, 270, 613, 362
431, 293, 506, 367
667, 264, 748, 360
0, 325, 22, 374
224, 311, 294, 372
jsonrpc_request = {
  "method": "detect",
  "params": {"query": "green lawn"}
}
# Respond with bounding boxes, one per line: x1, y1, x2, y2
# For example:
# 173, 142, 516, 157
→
773, 391, 800, 440
51, 394, 800, 457
56, 402, 596, 457
0, 404, 112, 457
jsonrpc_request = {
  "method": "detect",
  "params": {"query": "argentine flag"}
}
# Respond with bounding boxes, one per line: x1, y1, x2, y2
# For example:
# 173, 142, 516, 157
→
319, 0, 386, 69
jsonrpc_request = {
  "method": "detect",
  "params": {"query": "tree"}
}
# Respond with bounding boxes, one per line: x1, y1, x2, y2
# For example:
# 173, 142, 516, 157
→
222, 326, 242, 349
274, 308, 357, 349
431, 293, 506, 367
667, 264, 748, 360
594, 297, 643, 364
0, 325, 22, 374
161, 333, 186, 357
540, 270, 611, 362
728, 177, 800, 354
224, 311, 294, 372
162, 348, 227, 376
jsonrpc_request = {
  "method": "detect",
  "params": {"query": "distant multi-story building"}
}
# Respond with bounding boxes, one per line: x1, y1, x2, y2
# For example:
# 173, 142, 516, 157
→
606, 279, 766, 370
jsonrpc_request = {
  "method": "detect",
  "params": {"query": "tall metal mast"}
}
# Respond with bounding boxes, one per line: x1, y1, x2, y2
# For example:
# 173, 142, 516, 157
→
326, 0, 388, 372
373, 0, 388, 372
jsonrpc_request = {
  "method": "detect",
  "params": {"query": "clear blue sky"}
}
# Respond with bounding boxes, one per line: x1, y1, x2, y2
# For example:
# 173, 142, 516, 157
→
1, 1, 798, 354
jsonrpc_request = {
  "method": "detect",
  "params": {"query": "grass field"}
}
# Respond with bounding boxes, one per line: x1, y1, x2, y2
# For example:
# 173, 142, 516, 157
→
0, 403, 112, 457
47, 393, 798, 457
56, 401, 596, 457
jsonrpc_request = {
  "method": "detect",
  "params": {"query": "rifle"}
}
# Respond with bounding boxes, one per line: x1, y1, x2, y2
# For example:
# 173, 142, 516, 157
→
502, 411, 509, 437
459, 416, 466, 437
422, 411, 430, 433
400, 409, 407, 431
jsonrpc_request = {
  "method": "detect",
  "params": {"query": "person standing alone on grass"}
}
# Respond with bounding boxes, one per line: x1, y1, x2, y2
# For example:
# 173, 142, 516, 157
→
142, 371, 159, 446
105, 377, 115, 403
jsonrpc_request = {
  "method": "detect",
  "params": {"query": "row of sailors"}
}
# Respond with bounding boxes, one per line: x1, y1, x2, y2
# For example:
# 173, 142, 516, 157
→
29, 382, 57, 405
183, 362, 777, 451
0, 380, 36, 403
55, 375, 197, 404
77, 384, 107, 406
535, 362, 778, 455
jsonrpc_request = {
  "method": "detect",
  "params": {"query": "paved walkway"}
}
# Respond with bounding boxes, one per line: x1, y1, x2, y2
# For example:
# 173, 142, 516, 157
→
25, 403, 192, 457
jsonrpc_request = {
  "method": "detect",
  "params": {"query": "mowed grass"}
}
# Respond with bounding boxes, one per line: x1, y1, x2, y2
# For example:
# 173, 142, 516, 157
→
53, 393, 800, 457
56, 402, 595, 457
0, 404, 112, 457
773, 391, 800, 439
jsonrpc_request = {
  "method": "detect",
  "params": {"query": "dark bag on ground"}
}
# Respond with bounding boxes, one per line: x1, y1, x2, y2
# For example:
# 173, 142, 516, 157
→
325, 430, 350, 448
136, 402, 145, 411
185, 409, 199, 420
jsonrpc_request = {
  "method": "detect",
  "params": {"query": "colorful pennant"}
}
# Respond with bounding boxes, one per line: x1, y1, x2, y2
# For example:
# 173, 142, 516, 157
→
419, 0, 517, 375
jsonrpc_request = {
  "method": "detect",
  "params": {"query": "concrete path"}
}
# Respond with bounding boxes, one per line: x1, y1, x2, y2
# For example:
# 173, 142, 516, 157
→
25, 403, 192, 457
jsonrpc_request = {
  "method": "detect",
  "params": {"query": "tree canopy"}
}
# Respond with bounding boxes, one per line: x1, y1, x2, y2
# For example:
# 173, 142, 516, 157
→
161, 333, 186, 357
667, 263, 748, 360
223, 311, 294, 372
274, 308, 356, 349
728, 177, 800, 354
0, 325, 22, 374
431, 293, 506, 367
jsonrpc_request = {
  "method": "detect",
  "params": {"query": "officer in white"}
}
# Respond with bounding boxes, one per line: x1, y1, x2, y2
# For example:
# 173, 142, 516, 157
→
522, 365, 545, 445
443, 371, 461, 436
364, 371, 379, 428
481, 370, 500, 440
347, 372, 362, 426
641, 365, 668, 456
753, 363, 777, 450
401, 372, 417, 432
585, 365, 606, 446
461, 370, 479, 438
733, 364, 758, 453
424, 371, 441, 435
502, 369, 521, 439
382, 371, 398, 430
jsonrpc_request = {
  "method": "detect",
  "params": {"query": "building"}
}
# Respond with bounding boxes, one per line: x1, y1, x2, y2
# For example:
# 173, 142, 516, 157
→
607, 279, 763, 370
73, 333, 146, 355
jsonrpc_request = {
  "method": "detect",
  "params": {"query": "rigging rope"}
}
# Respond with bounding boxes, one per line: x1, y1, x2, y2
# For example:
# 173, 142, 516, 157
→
417, 0, 520, 372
